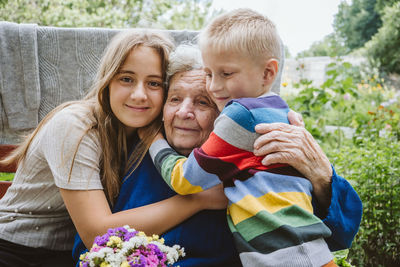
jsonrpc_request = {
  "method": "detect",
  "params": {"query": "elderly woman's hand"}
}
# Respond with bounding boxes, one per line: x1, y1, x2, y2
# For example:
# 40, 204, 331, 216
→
287, 109, 305, 127
253, 111, 332, 209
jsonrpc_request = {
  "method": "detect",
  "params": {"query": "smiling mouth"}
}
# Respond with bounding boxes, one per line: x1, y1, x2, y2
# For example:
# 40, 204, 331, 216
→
125, 104, 149, 111
174, 126, 198, 132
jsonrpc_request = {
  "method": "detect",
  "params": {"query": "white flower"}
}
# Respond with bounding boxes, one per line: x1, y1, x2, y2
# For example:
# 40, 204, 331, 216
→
104, 251, 125, 266
88, 247, 114, 261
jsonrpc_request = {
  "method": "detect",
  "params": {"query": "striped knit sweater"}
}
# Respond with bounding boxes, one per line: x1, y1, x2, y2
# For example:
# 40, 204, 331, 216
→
150, 94, 334, 266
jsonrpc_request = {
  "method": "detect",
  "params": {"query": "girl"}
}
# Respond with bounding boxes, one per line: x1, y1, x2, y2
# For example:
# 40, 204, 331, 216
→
0, 30, 226, 267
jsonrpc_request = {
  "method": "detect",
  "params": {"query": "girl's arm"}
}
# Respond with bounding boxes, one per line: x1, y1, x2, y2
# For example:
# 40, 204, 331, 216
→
43, 109, 227, 248
61, 183, 226, 248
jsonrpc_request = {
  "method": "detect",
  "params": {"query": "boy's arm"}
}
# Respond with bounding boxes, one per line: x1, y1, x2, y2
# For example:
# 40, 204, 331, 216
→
149, 138, 219, 194
149, 101, 259, 194
312, 166, 362, 251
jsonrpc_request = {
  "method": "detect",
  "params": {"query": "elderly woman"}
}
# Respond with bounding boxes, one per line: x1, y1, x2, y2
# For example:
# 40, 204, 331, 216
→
73, 45, 361, 266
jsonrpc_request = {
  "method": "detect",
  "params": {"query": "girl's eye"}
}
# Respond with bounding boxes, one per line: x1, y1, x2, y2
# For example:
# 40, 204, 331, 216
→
148, 81, 162, 88
120, 77, 133, 83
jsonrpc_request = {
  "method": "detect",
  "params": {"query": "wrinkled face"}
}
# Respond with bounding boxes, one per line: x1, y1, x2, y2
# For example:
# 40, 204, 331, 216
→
163, 70, 219, 156
109, 46, 164, 136
202, 48, 268, 111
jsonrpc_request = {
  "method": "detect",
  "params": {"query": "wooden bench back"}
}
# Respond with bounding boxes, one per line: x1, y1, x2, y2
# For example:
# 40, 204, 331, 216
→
0, 144, 17, 199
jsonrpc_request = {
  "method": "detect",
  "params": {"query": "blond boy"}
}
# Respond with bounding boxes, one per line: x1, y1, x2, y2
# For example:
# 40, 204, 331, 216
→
150, 9, 335, 267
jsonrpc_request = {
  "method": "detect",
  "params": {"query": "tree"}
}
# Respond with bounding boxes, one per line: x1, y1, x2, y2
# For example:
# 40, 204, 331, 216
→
0, 0, 219, 30
158, 0, 221, 30
297, 33, 349, 58
364, 2, 400, 74
375, 0, 398, 13
334, 0, 382, 50
333, 0, 400, 74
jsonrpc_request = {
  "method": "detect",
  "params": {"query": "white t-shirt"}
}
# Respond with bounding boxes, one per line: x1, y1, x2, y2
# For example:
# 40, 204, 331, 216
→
0, 103, 103, 250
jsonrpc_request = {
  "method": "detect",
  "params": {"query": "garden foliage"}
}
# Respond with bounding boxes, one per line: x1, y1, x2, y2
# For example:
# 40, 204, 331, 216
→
285, 59, 400, 267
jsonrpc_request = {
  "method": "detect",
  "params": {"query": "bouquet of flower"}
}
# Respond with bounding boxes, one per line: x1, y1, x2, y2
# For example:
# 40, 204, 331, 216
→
79, 225, 185, 267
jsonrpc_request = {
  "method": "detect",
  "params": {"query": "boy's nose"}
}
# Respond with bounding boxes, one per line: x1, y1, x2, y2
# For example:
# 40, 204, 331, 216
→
208, 76, 223, 93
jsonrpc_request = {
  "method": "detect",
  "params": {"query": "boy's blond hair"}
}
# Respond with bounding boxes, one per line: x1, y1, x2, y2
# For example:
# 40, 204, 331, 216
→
199, 8, 281, 63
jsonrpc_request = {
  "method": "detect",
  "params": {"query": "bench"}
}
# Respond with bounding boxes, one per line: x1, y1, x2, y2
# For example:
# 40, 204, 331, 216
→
0, 24, 197, 201
0, 145, 17, 199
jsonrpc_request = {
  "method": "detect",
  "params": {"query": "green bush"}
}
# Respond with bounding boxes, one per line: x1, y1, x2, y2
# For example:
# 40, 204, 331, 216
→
285, 59, 400, 266
286, 59, 361, 149
333, 250, 355, 267
331, 111, 400, 266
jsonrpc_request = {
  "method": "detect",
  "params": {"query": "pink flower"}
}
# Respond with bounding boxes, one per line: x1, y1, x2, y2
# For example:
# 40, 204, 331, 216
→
385, 124, 392, 131
91, 245, 102, 252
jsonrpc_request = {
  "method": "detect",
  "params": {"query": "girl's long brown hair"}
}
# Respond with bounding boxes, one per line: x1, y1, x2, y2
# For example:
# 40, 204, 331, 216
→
1, 30, 174, 204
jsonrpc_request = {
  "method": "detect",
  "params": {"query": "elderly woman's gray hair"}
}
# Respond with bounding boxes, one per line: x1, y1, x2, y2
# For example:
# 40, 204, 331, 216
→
166, 44, 203, 83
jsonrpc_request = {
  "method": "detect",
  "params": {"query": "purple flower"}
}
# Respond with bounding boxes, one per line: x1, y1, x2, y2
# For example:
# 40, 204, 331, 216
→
147, 243, 164, 260
128, 255, 147, 267
93, 234, 110, 246
124, 230, 138, 241
107, 226, 128, 238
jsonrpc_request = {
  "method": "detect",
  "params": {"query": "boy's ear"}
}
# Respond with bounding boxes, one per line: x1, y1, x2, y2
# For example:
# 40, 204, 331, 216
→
263, 59, 279, 85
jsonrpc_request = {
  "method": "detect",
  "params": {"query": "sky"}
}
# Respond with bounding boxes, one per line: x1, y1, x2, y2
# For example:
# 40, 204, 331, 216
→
211, 0, 343, 56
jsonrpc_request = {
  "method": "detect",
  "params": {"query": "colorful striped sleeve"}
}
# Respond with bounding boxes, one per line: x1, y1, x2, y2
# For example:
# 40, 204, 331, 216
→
149, 138, 221, 194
